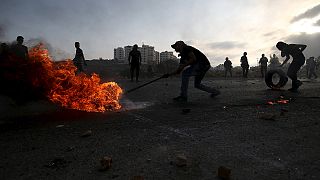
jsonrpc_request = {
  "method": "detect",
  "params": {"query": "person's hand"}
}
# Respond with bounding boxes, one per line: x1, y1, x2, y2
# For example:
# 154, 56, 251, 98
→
161, 73, 170, 78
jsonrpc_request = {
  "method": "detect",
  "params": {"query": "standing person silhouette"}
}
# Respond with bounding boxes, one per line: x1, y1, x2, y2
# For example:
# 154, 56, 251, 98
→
259, 54, 268, 78
10, 36, 28, 60
224, 57, 232, 78
276, 41, 307, 92
128, 44, 141, 82
73, 42, 87, 73
240, 52, 249, 78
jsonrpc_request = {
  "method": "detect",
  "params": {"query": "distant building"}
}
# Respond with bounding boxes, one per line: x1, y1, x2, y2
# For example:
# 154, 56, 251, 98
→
140, 44, 156, 65
154, 51, 160, 64
124, 45, 133, 63
160, 51, 177, 62
114, 47, 125, 63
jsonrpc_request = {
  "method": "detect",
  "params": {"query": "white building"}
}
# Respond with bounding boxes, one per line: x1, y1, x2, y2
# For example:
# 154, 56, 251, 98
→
140, 44, 156, 65
160, 51, 177, 62
154, 51, 160, 64
124, 45, 133, 63
114, 47, 125, 63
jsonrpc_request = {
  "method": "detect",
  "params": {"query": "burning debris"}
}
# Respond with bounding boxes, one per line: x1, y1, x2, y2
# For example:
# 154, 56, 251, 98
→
0, 43, 122, 112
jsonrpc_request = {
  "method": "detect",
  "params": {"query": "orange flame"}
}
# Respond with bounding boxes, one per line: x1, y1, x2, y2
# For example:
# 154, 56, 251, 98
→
27, 44, 122, 112
267, 99, 289, 105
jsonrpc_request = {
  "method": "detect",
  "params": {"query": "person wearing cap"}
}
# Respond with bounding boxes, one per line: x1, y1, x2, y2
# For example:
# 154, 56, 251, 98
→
167, 41, 220, 102
10, 36, 28, 60
128, 44, 142, 82
73, 42, 87, 73
240, 52, 249, 78
276, 41, 307, 92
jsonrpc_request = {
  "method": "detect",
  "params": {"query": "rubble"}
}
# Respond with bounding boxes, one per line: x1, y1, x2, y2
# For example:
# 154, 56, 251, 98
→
131, 176, 144, 180
99, 156, 112, 171
182, 108, 191, 114
258, 112, 276, 121
217, 166, 231, 180
81, 130, 92, 137
44, 157, 69, 169
175, 154, 187, 167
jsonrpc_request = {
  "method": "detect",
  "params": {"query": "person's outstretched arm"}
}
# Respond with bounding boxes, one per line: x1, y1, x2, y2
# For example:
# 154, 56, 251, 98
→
280, 52, 290, 67
170, 52, 196, 75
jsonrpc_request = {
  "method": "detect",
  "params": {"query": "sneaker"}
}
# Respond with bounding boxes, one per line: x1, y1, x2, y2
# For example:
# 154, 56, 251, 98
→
173, 96, 187, 102
210, 89, 221, 98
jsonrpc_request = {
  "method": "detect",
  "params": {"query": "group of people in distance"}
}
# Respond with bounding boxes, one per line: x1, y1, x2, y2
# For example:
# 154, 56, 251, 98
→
0, 36, 312, 103
166, 41, 309, 102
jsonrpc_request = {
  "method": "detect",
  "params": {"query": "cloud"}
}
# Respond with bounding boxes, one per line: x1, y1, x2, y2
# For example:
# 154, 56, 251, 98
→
0, 25, 5, 39
285, 32, 320, 58
314, 19, 320, 26
291, 4, 320, 23
207, 41, 247, 50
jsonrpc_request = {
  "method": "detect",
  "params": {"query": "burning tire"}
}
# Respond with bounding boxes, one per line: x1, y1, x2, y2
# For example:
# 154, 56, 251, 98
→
265, 69, 288, 89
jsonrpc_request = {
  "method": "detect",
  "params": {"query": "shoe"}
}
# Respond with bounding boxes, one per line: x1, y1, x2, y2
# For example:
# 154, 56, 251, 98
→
296, 80, 302, 87
210, 89, 221, 98
173, 96, 187, 102
288, 88, 298, 92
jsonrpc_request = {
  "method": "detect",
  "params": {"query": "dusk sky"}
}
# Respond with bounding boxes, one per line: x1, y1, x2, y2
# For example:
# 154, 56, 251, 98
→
1, 0, 320, 66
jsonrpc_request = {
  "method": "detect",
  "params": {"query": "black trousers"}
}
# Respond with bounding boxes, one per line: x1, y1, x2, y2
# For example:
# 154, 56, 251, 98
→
287, 58, 305, 88
130, 64, 140, 81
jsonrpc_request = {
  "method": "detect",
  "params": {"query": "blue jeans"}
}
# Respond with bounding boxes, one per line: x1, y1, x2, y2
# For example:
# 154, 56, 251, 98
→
180, 64, 216, 97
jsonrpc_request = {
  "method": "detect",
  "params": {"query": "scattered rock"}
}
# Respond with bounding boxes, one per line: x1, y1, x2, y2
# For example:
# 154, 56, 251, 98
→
65, 146, 75, 152
131, 175, 144, 180
258, 113, 276, 121
175, 154, 187, 167
217, 166, 231, 180
81, 130, 92, 137
99, 156, 112, 171
182, 108, 191, 114
44, 157, 69, 169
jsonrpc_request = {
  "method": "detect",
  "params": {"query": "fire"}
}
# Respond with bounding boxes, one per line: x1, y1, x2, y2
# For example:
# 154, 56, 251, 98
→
267, 98, 289, 105
22, 44, 122, 112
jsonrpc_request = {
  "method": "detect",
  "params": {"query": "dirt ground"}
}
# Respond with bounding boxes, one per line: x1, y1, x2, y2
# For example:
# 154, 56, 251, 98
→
0, 63, 320, 180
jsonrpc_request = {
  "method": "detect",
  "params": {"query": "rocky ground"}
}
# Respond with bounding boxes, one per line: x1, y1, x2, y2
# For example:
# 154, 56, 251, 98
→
0, 63, 320, 180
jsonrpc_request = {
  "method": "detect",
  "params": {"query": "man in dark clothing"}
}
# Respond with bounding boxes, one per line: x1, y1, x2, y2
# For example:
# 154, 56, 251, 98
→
240, 52, 249, 78
128, 44, 141, 82
224, 57, 232, 78
73, 42, 87, 73
10, 36, 28, 60
307, 56, 317, 79
168, 41, 220, 102
276, 41, 307, 92
259, 54, 268, 78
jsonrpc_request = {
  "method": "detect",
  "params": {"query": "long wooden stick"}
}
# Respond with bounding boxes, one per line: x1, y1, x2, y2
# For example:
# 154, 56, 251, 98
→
124, 76, 164, 94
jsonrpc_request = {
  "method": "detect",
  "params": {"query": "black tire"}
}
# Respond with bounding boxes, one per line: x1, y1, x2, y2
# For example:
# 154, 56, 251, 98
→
265, 69, 288, 89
